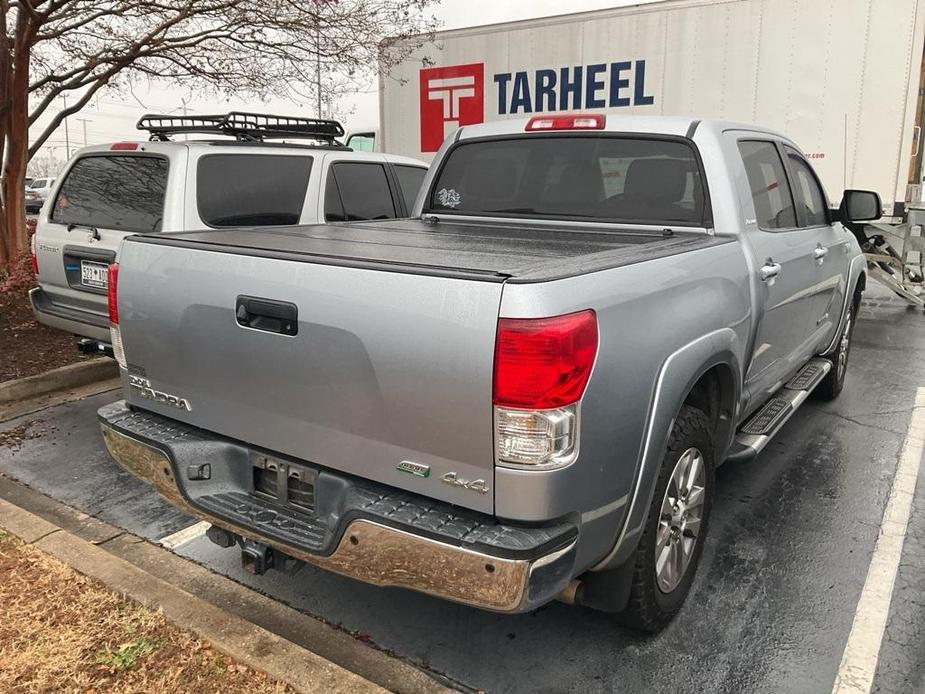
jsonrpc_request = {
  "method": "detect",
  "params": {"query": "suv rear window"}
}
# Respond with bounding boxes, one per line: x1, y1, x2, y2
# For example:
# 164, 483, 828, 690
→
51, 155, 168, 232
197, 154, 313, 227
427, 136, 708, 226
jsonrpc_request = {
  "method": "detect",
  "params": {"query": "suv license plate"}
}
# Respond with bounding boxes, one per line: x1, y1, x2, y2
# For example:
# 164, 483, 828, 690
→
80, 260, 108, 289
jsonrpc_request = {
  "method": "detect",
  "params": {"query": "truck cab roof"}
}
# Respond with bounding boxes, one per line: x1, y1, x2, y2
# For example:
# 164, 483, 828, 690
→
455, 113, 796, 145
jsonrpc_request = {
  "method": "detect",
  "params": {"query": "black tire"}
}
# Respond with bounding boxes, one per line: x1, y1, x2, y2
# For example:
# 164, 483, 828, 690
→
814, 292, 860, 401
616, 405, 714, 632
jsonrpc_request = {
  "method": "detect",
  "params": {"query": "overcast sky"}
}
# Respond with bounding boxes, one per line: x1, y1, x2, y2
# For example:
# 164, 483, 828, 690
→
29, 0, 649, 166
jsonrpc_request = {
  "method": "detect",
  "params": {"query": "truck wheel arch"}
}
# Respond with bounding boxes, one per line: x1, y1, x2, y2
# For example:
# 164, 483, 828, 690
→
591, 328, 742, 572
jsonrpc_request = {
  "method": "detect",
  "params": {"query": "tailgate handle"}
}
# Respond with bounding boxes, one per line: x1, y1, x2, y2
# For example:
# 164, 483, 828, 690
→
235, 296, 298, 336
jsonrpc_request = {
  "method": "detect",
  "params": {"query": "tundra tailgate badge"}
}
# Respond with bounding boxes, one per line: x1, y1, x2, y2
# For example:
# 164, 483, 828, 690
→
128, 374, 192, 411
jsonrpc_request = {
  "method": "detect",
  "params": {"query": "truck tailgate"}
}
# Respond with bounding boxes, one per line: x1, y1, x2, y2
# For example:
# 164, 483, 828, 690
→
116, 236, 503, 513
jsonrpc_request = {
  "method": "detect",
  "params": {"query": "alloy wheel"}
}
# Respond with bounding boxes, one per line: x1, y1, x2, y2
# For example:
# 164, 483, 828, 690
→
655, 447, 706, 593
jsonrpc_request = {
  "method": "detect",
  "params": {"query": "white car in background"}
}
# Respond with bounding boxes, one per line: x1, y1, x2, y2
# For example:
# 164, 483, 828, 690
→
25, 177, 56, 214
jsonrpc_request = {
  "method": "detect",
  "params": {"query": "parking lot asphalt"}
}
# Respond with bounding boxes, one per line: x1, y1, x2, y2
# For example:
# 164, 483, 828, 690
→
2, 282, 925, 693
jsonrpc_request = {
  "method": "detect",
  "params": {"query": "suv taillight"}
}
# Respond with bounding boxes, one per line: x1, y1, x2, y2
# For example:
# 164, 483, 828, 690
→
107, 263, 119, 324
493, 310, 598, 468
107, 263, 127, 368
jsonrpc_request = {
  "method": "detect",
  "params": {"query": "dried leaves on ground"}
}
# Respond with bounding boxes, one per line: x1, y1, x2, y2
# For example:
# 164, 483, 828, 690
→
0, 288, 90, 383
0, 419, 53, 452
0, 531, 291, 693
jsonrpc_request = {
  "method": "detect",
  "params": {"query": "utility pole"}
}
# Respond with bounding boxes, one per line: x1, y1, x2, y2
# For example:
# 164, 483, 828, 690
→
76, 118, 92, 147
62, 94, 71, 158
316, 24, 322, 119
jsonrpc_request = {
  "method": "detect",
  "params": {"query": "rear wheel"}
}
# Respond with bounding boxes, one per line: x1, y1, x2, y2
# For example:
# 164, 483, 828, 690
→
815, 293, 860, 401
617, 405, 714, 632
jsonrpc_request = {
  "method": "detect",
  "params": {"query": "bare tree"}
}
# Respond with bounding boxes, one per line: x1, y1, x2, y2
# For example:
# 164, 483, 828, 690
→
0, 0, 439, 269
27, 151, 61, 177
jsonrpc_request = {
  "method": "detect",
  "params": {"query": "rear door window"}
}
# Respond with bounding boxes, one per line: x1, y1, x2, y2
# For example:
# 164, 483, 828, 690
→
197, 154, 312, 227
737, 140, 797, 230
324, 162, 396, 222
783, 145, 829, 227
394, 165, 427, 212
51, 155, 169, 232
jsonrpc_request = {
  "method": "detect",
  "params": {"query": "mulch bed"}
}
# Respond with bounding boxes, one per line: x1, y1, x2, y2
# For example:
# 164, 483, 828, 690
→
0, 288, 91, 383
0, 531, 291, 693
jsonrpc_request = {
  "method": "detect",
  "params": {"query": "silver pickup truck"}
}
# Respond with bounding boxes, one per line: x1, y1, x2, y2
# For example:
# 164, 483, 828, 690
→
98, 114, 879, 631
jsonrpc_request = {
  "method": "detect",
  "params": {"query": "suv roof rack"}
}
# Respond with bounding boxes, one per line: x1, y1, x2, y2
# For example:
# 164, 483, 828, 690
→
137, 111, 346, 144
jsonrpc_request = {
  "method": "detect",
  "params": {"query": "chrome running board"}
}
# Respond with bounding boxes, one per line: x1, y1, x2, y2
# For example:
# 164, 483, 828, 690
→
726, 358, 832, 463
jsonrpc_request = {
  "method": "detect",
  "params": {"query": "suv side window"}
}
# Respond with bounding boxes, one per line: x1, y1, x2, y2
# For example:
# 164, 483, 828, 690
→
394, 165, 427, 212
737, 140, 797, 230
197, 154, 312, 227
324, 162, 396, 222
783, 145, 828, 227
51, 155, 169, 233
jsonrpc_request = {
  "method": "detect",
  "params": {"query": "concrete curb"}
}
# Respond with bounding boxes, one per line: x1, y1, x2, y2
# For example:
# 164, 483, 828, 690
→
0, 499, 388, 694
0, 358, 118, 403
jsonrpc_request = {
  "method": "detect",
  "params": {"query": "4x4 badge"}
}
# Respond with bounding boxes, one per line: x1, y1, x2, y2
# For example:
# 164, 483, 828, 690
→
441, 471, 489, 495
396, 461, 430, 478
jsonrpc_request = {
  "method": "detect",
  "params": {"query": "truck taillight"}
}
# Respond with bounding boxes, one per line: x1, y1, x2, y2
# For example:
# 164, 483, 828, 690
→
493, 310, 598, 468
525, 114, 605, 131
107, 263, 127, 369
30, 235, 38, 275
494, 310, 598, 409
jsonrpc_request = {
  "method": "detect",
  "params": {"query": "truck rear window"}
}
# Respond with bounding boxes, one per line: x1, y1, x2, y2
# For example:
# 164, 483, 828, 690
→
51, 155, 168, 233
427, 136, 708, 227
197, 154, 312, 227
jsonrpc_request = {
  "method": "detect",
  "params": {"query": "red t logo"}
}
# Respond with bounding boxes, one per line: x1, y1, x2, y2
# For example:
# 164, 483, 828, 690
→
419, 63, 485, 152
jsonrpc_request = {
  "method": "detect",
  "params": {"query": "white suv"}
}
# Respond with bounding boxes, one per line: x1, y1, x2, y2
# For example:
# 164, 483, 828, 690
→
30, 112, 427, 352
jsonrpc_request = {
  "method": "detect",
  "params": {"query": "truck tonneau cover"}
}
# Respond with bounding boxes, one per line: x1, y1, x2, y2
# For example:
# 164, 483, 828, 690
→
130, 218, 727, 283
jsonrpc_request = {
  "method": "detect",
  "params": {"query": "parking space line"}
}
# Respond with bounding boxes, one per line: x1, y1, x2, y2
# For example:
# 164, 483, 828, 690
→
158, 521, 211, 550
832, 387, 925, 694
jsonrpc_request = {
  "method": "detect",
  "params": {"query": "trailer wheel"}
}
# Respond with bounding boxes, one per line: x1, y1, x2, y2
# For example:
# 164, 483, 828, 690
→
616, 404, 714, 632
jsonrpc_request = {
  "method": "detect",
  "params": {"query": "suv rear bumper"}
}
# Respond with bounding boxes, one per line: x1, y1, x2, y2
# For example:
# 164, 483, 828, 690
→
98, 400, 579, 613
30, 287, 110, 343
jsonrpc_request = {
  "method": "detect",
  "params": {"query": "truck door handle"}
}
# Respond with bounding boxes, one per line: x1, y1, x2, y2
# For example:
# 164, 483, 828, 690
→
813, 245, 828, 261
235, 296, 298, 336
760, 262, 782, 282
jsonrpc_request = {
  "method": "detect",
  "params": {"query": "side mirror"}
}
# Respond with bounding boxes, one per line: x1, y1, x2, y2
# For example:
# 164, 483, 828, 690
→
839, 189, 882, 223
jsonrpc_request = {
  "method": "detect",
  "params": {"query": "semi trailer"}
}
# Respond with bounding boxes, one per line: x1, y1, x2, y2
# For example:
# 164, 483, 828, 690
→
376, 0, 925, 303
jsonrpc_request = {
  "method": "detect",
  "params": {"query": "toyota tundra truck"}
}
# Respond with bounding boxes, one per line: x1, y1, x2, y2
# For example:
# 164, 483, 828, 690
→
97, 113, 879, 631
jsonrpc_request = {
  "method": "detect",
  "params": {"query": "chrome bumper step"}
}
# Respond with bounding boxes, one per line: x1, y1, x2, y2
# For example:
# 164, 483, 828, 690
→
728, 358, 832, 463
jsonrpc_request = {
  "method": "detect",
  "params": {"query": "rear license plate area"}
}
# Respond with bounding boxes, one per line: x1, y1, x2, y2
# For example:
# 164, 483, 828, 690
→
251, 454, 316, 513
62, 246, 116, 295
80, 260, 108, 289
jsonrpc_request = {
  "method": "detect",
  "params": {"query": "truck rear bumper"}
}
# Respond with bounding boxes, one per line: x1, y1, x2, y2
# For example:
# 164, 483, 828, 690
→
97, 400, 579, 613
30, 287, 111, 343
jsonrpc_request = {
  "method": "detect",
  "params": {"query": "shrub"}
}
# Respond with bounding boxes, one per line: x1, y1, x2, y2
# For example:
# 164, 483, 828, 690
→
0, 221, 38, 294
